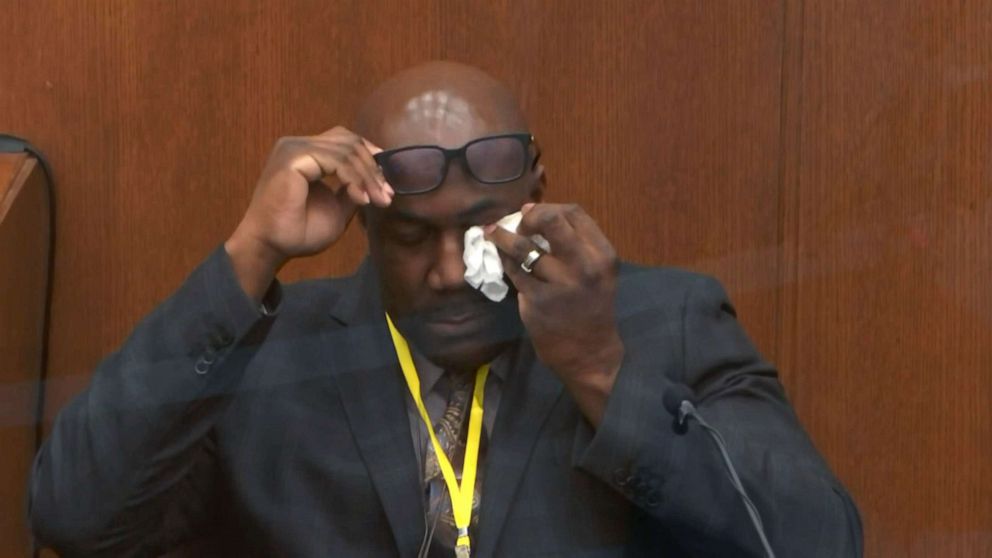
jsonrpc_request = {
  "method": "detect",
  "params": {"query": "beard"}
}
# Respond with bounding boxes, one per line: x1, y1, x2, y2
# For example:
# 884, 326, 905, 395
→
390, 288, 524, 372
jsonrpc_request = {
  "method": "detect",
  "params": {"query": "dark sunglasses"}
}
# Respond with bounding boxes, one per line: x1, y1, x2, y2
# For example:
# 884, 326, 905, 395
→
373, 132, 540, 195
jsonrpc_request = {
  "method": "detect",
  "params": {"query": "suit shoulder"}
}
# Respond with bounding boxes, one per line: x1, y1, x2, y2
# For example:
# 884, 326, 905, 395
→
281, 276, 345, 305
273, 272, 359, 327
617, 261, 721, 304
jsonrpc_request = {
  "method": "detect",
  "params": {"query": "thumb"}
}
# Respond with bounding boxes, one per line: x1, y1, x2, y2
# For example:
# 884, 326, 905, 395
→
362, 138, 384, 156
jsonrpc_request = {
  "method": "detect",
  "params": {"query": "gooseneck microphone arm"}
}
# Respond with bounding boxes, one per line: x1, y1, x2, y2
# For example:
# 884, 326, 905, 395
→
664, 385, 777, 558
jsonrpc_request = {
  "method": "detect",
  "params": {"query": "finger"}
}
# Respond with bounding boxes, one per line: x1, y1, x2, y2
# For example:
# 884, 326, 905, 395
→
315, 125, 354, 139
314, 144, 385, 207
498, 249, 545, 295
348, 150, 392, 207
561, 204, 614, 254
361, 138, 383, 156
284, 141, 326, 184
307, 179, 358, 224
300, 146, 370, 205
516, 203, 581, 261
341, 136, 393, 204
359, 138, 394, 198
311, 136, 393, 206
486, 226, 570, 283
333, 163, 373, 206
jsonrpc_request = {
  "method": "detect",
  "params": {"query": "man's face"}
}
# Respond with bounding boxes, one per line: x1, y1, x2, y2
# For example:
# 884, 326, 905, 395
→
363, 90, 542, 370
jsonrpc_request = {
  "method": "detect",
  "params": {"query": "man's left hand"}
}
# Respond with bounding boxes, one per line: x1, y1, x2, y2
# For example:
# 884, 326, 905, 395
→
486, 203, 624, 424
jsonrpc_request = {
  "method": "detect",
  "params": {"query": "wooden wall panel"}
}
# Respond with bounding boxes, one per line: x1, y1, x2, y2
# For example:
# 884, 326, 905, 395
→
18, 1, 992, 557
0, 155, 50, 557
0, 0, 445, 433
1, 2, 788, 554
438, 1, 786, 361
779, 1, 992, 556
0, 0, 785, 432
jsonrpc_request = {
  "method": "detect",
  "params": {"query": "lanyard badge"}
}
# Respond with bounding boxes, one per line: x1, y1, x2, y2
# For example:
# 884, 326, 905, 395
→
386, 314, 489, 557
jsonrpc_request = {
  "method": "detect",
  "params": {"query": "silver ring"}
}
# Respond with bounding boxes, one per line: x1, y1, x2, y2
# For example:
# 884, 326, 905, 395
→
520, 249, 543, 274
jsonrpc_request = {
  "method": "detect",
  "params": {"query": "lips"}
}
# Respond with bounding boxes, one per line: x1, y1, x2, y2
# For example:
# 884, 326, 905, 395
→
427, 305, 486, 325
422, 296, 491, 326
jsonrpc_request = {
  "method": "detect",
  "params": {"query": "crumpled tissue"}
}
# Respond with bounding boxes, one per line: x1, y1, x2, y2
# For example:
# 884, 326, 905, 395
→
463, 211, 551, 302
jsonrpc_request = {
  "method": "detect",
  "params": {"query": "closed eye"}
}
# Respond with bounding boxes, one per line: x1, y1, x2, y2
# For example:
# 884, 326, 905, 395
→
387, 221, 434, 245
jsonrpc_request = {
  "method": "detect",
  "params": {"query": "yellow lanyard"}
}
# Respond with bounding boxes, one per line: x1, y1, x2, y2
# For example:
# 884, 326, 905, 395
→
385, 314, 489, 557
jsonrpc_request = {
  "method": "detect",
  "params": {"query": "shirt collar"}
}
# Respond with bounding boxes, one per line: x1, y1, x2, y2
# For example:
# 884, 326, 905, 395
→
409, 345, 512, 394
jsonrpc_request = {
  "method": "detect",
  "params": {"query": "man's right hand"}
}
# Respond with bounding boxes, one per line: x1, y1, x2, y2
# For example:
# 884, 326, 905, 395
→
224, 126, 393, 303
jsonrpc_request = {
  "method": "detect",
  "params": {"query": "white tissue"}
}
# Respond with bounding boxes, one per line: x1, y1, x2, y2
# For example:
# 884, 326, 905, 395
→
463, 211, 551, 302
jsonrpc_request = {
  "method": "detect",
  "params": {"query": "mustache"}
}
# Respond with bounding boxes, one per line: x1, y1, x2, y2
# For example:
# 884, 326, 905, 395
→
413, 289, 516, 321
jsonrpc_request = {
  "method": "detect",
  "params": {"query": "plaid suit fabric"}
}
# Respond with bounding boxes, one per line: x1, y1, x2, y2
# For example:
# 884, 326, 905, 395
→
30, 248, 863, 557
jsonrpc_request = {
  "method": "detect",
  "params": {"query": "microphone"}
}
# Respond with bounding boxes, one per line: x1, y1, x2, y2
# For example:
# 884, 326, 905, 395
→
664, 384, 777, 558
662, 383, 695, 429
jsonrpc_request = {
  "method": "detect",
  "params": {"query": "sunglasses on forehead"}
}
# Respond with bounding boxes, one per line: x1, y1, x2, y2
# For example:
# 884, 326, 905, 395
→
373, 132, 540, 195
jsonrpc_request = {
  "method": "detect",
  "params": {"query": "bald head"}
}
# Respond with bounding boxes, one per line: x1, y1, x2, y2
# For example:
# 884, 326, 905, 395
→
355, 61, 528, 149
355, 62, 543, 372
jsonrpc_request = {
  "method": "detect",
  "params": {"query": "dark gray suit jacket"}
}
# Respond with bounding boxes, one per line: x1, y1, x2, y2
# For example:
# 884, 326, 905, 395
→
29, 247, 862, 557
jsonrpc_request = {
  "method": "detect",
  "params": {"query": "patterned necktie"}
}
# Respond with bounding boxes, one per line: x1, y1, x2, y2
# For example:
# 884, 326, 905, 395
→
424, 371, 486, 556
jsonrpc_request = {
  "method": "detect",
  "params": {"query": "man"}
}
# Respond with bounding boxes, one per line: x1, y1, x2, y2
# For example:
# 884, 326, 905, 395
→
30, 61, 862, 557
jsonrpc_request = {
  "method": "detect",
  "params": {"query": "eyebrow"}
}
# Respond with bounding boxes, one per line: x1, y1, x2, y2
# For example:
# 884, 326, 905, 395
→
389, 198, 503, 224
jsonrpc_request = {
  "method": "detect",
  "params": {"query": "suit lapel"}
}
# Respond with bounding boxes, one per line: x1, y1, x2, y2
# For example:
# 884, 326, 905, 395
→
475, 340, 564, 558
324, 262, 425, 558
325, 261, 567, 557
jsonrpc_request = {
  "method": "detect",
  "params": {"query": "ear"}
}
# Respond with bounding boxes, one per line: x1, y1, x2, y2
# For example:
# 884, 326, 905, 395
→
529, 163, 546, 202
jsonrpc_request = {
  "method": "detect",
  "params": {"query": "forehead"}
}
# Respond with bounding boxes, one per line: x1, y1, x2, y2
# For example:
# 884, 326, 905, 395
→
383, 180, 525, 226
373, 88, 522, 149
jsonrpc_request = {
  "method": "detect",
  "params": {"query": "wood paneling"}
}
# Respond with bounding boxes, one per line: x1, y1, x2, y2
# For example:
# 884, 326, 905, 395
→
779, 1, 992, 556
0, 155, 50, 556
4, 0, 992, 557
438, 1, 786, 359
1, 0, 447, 434
0, 0, 784, 428
1, 3, 785, 554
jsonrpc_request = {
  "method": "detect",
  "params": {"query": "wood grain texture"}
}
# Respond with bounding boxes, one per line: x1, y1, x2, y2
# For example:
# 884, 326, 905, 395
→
0, 0, 784, 427
779, 1, 992, 556
0, 2, 786, 554
0, 153, 28, 215
0, 0, 447, 433
0, 156, 49, 556
10, 0, 991, 556
439, 1, 786, 361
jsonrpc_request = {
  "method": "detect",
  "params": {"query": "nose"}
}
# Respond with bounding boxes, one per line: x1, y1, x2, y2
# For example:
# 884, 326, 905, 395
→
427, 228, 466, 291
